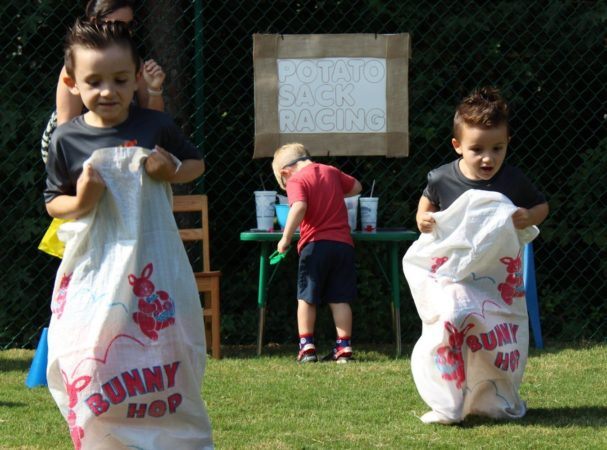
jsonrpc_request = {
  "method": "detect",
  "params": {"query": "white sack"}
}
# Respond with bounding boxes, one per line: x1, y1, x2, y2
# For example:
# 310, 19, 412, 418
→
47, 147, 213, 449
403, 190, 538, 423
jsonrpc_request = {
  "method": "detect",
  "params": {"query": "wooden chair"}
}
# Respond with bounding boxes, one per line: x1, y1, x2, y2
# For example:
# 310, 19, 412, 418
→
173, 194, 221, 359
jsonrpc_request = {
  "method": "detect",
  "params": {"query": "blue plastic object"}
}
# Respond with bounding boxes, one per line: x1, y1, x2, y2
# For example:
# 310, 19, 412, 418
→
523, 243, 543, 349
275, 204, 289, 229
26, 327, 49, 388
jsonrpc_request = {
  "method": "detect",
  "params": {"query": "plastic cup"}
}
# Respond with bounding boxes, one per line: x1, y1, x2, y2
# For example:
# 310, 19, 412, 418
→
359, 197, 378, 232
344, 195, 360, 231
254, 191, 277, 231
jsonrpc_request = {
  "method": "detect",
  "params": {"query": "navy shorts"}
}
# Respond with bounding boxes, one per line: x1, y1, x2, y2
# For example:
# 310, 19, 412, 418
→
297, 240, 357, 305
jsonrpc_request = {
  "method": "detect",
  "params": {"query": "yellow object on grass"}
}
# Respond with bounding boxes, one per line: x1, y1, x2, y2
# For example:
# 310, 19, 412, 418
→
38, 218, 71, 259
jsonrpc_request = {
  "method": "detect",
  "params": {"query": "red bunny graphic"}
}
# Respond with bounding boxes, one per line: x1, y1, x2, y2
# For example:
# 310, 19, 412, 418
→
52, 273, 72, 319
434, 321, 475, 389
130, 263, 176, 340
61, 371, 91, 450
431, 256, 448, 273
497, 255, 525, 305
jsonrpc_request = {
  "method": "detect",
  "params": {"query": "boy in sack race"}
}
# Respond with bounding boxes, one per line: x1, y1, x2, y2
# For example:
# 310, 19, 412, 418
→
43, 19, 213, 448
404, 87, 548, 425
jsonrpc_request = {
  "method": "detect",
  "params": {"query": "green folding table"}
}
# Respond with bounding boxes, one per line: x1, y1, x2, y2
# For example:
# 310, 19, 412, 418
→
240, 229, 418, 356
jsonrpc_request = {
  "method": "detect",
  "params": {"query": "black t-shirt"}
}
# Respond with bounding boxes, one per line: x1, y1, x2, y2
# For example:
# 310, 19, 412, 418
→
45, 106, 201, 203
423, 159, 546, 210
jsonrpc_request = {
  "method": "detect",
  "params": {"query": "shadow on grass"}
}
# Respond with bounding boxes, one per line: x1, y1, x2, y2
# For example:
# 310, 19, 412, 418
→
0, 358, 32, 372
523, 406, 607, 426
528, 340, 607, 356
459, 406, 607, 428
0, 401, 27, 408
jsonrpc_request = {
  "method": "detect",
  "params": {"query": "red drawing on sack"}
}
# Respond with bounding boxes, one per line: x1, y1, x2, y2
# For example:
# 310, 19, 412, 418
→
129, 263, 176, 340
52, 273, 72, 319
497, 255, 525, 305
70, 334, 146, 377
122, 139, 138, 147
434, 321, 475, 389
61, 370, 91, 450
431, 256, 448, 273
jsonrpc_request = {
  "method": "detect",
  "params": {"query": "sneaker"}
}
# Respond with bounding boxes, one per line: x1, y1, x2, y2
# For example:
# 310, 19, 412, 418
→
322, 346, 353, 363
297, 343, 318, 363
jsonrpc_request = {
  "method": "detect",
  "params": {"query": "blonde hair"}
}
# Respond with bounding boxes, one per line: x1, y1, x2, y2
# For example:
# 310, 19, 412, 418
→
271, 143, 310, 190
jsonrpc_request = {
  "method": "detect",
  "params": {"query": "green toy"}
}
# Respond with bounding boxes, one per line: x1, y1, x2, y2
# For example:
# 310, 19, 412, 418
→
269, 247, 291, 265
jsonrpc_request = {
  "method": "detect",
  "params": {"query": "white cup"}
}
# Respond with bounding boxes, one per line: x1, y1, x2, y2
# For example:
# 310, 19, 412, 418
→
344, 195, 360, 231
359, 197, 378, 232
254, 191, 276, 231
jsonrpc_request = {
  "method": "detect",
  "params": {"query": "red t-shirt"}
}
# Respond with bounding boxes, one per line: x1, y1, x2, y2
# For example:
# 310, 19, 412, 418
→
286, 163, 356, 253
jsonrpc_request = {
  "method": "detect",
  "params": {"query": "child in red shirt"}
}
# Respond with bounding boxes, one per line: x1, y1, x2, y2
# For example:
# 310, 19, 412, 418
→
272, 143, 362, 363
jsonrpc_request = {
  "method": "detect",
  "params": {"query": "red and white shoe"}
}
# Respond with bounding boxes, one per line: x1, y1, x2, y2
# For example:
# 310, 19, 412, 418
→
297, 343, 318, 363
322, 346, 353, 363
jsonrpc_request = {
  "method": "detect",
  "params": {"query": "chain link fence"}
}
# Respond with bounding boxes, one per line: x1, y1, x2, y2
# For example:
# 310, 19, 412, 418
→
1, 0, 605, 349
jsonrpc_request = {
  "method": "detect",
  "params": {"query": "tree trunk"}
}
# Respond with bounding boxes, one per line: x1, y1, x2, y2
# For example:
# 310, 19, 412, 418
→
140, 0, 190, 131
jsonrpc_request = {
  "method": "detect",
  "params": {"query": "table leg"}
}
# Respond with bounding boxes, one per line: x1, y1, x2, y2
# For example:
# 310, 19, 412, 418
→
390, 243, 402, 357
257, 307, 266, 356
256, 242, 270, 356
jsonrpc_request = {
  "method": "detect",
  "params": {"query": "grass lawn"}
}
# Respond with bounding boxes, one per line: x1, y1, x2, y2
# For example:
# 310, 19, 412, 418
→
1, 342, 606, 449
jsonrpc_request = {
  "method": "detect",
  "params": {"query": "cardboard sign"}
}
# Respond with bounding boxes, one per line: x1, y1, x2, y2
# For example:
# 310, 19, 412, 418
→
253, 33, 410, 158
278, 57, 387, 133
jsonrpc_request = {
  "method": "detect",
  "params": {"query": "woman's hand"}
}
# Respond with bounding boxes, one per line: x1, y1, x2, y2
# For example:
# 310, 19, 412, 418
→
143, 59, 165, 91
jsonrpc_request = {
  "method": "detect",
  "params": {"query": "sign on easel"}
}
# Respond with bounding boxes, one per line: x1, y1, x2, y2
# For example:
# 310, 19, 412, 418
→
253, 33, 410, 158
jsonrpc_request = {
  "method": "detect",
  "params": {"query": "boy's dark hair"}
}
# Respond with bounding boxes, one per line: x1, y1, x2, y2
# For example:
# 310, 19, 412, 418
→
453, 87, 509, 140
85, 0, 136, 21
64, 18, 140, 78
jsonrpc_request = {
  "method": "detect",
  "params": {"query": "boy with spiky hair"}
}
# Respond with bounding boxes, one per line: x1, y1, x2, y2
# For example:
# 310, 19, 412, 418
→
410, 87, 549, 425
416, 86, 548, 234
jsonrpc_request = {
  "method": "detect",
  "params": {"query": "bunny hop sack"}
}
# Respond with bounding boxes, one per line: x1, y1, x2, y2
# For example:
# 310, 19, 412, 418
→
403, 190, 538, 424
46, 147, 213, 449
